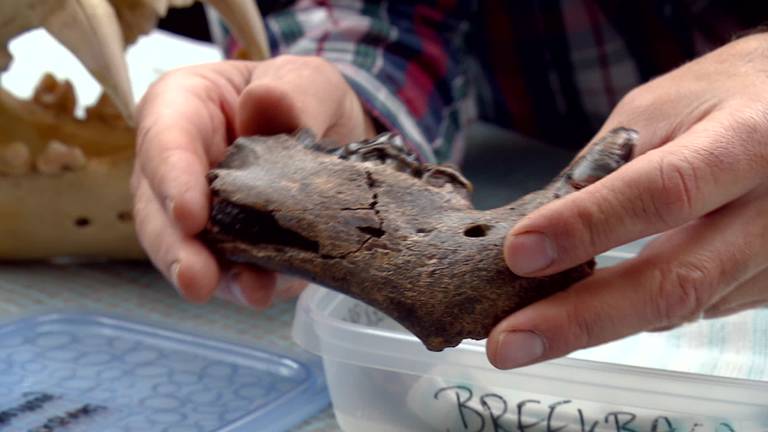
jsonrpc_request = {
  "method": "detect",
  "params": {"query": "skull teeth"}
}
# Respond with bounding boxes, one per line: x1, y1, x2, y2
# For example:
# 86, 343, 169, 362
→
35, 140, 87, 174
33, 74, 77, 116
0, 142, 33, 176
42, 0, 135, 123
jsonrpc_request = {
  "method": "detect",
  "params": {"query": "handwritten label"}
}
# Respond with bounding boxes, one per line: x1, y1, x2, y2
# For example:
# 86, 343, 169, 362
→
0, 392, 108, 432
0, 392, 58, 426
343, 302, 388, 327
433, 386, 738, 432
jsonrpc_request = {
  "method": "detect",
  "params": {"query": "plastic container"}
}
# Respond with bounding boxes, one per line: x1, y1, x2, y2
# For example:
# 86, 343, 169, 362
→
0, 312, 329, 432
292, 239, 768, 431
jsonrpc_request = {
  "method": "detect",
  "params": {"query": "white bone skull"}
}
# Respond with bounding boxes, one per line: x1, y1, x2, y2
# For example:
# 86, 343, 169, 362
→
0, 1, 269, 260
0, 0, 270, 123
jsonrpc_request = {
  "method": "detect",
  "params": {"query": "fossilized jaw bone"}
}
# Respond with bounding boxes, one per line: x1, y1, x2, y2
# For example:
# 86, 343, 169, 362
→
1, 0, 271, 124
204, 128, 636, 351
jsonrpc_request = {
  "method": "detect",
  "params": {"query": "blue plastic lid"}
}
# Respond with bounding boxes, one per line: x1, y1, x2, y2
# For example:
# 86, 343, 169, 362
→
0, 312, 330, 432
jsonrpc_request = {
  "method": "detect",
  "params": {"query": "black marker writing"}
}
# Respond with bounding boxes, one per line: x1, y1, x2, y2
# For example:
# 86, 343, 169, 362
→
579, 409, 600, 432
605, 412, 638, 432
651, 416, 675, 432
434, 385, 484, 432
0, 392, 58, 426
480, 394, 511, 432
28, 403, 106, 432
547, 400, 571, 432
432, 386, 739, 432
517, 400, 544, 431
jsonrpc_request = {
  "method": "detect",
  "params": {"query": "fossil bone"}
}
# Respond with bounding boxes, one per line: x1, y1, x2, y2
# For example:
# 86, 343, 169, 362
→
203, 128, 637, 351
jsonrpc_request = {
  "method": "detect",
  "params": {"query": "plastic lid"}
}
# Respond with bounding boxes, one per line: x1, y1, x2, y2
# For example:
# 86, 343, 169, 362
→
0, 312, 329, 432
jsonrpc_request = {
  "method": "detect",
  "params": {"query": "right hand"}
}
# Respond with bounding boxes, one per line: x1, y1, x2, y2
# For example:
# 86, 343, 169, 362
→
131, 55, 376, 309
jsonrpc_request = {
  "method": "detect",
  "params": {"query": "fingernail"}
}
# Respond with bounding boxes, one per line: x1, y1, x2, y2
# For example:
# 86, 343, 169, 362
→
228, 272, 250, 307
494, 331, 546, 369
506, 232, 556, 275
214, 271, 250, 307
169, 261, 181, 292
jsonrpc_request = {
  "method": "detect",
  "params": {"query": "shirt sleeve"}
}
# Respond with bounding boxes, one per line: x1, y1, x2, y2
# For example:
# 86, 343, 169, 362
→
218, 0, 478, 164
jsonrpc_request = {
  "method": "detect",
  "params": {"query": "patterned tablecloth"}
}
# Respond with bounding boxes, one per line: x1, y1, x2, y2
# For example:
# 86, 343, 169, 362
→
0, 261, 341, 431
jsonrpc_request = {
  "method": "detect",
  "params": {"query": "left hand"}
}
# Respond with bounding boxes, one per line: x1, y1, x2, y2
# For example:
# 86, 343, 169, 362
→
487, 31, 768, 369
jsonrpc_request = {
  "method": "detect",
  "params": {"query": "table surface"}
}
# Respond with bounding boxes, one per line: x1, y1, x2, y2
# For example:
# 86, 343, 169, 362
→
0, 261, 342, 431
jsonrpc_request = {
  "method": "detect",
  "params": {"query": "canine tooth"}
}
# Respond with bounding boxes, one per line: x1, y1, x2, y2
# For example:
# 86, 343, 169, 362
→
205, 0, 270, 60
36, 140, 87, 174
43, 0, 135, 123
0, 142, 32, 176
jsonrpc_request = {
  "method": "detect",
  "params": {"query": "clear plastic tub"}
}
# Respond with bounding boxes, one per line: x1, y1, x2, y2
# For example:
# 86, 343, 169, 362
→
0, 312, 330, 432
292, 239, 768, 431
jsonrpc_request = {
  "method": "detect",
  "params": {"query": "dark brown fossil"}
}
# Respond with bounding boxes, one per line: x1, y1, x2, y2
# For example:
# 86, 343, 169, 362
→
203, 128, 636, 351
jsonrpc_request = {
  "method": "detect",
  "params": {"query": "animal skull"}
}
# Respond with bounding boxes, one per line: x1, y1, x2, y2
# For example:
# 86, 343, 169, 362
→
0, 0, 269, 260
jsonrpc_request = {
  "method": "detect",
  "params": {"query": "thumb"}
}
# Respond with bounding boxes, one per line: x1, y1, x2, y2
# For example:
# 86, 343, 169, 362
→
236, 56, 376, 143
235, 56, 370, 141
236, 81, 326, 137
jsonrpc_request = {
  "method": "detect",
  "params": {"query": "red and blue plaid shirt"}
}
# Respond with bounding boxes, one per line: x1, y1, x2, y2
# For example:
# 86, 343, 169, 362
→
223, 1, 766, 164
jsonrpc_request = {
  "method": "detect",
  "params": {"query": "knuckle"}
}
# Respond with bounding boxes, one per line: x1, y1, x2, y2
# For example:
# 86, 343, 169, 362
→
615, 86, 654, 115
568, 200, 605, 256
649, 153, 699, 225
562, 292, 600, 349
720, 106, 768, 171
652, 260, 712, 325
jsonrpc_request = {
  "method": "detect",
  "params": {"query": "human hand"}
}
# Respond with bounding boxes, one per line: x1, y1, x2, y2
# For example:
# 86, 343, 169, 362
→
131, 56, 376, 308
488, 31, 768, 369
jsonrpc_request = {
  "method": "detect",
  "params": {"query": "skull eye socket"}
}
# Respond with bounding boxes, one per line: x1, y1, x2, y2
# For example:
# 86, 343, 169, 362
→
463, 224, 490, 238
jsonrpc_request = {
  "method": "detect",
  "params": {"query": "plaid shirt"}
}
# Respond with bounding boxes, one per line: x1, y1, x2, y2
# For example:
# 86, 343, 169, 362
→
222, 1, 766, 164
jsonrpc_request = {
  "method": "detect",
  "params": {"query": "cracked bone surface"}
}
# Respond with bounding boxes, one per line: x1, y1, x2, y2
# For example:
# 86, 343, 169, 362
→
0, 0, 270, 124
204, 128, 637, 351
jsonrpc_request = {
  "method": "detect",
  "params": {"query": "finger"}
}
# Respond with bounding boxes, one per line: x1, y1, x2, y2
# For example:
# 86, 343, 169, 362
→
274, 274, 309, 301
505, 111, 768, 276
489, 187, 768, 369
133, 174, 220, 302
704, 267, 768, 318
136, 61, 256, 236
236, 56, 372, 143
214, 264, 278, 310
